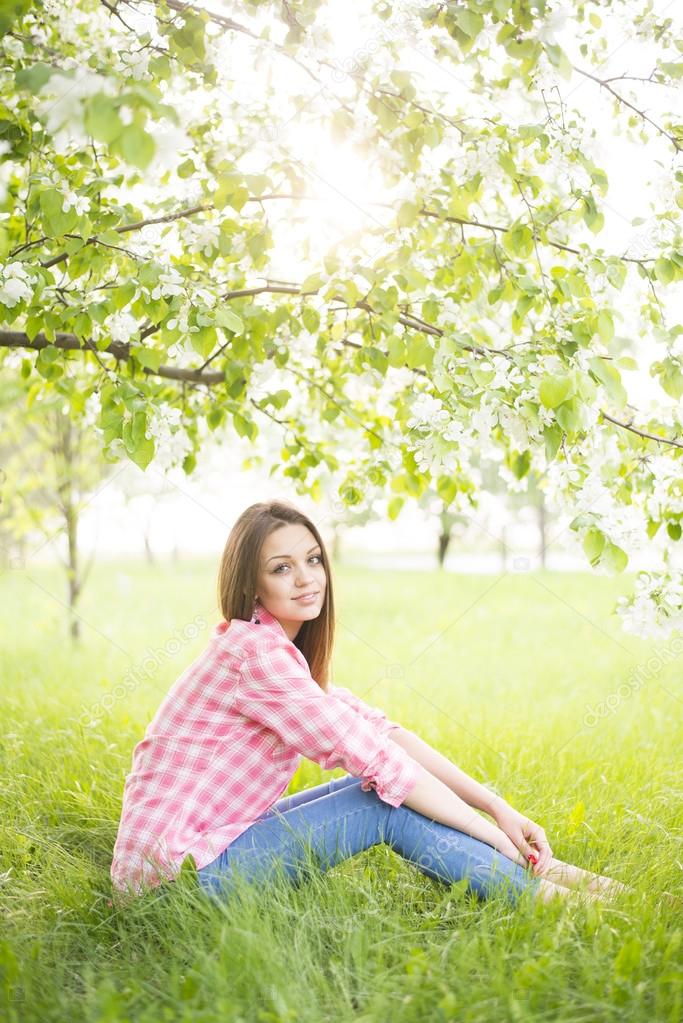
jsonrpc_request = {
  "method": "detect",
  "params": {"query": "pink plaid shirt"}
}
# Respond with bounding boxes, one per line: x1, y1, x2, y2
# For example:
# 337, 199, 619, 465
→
110, 604, 421, 898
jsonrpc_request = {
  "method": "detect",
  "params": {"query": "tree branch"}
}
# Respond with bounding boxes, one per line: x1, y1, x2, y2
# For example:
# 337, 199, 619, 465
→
4, 329, 682, 451
599, 410, 683, 451
0, 330, 225, 384
572, 64, 682, 152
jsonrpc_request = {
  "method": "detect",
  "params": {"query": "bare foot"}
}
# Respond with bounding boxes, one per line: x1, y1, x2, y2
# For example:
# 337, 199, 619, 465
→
536, 878, 609, 906
584, 875, 633, 898
537, 857, 632, 899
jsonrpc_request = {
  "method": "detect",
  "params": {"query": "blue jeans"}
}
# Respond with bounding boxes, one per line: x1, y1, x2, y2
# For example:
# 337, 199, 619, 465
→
197, 773, 541, 906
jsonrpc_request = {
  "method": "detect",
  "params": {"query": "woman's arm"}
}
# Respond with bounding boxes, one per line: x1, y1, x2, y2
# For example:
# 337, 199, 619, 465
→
388, 726, 510, 819
389, 727, 553, 874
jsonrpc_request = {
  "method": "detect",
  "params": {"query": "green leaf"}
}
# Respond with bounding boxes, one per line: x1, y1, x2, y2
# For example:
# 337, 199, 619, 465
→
543, 43, 572, 80
658, 61, 683, 79
113, 123, 156, 169
387, 496, 404, 520
654, 258, 675, 284
539, 375, 572, 409
502, 224, 534, 258
387, 335, 406, 368
39, 188, 78, 237
122, 414, 155, 469
233, 411, 256, 440
177, 158, 196, 179
543, 423, 563, 461
555, 399, 580, 434
654, 358, 683, 400
602, 542, 628, 574
300, 272, 325, 294
588, 357, 627, 406
83, 94, 124, 144
214, 175, 249, 212
454, 8, 484, 38
582, 194, 605, 234
406, 335, 433, 369
214, 307, 243, 334
570, 513, 598, 531
301, 306, 320, 333
15, 62, 55, 94
396, 201, 420, 228
583, 527, 605, 566
597, 309, 614, 343
509, 449, 531, 480
132, 347, 164, 371
207, 407, 225, 430
190, 326, 217, 358
667, 522, 682, 541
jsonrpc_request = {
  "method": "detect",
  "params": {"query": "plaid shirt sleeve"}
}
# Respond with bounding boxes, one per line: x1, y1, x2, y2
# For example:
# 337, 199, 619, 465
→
237, 638, 420, 808
327, 683, 403, 737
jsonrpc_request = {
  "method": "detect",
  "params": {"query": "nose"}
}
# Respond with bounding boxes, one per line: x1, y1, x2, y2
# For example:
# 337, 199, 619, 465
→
295, 564, 314, 586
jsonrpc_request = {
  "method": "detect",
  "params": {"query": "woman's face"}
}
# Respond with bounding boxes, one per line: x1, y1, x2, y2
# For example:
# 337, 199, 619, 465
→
256, 522, 327, 640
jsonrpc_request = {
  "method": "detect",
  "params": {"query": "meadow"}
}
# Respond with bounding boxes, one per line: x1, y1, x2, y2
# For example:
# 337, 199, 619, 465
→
1, 558, 681, 1022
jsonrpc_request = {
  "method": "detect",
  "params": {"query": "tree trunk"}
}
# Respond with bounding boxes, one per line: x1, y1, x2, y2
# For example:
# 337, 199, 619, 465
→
55, 414, 81, 642
437, 527, 450, 568
66, 501, 80, 641
538, 494, 547, 570
143, 530, 155, 564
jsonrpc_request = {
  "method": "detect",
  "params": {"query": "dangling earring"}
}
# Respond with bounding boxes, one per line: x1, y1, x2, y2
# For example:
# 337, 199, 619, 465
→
253, 598, 261, 625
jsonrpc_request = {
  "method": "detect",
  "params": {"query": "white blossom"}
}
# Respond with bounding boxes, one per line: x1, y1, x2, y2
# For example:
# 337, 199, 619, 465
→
0, 261, 34, 307
149, 121, 192, 174
194, 288, 217, 309
616, 570, 683, 639
105, 311, 139, 345
151, 268, 185, 300
59, 186, 91, 215
498, 404, 530, 450
470, 399, 498, 442
145, 406, 192, 473
82, 391, 102, 429
181, 221, 220, 258
2, 348, 23, 369
116, 48, 151, 80
406, 392, 450, 431
498, 462, 529, 493
490, 355, 525, 390
36, 66, 114, 143
249, 361, 280, 401
460, 135, 499, 179
539, 7, 572, 47
2, 35, 25, 59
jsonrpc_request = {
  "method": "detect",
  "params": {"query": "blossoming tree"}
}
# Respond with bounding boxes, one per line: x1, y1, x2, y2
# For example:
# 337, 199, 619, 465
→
1, 0, 682, 637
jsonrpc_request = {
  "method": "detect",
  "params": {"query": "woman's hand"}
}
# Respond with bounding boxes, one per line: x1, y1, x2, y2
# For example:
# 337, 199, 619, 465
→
492, 804, 553, 876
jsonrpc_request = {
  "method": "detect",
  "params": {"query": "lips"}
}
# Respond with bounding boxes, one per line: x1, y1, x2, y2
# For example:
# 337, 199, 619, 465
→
293, 592, 319, 601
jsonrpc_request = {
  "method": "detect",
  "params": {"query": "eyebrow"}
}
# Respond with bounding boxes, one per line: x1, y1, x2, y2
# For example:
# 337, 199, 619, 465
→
266, 544, 321, 563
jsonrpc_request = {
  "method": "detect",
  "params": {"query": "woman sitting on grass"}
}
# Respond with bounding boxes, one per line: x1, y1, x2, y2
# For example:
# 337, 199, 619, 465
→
111, 499, 630, 908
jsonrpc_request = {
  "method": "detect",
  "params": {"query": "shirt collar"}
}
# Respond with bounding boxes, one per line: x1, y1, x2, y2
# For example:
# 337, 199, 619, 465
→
251, 602, 283, 633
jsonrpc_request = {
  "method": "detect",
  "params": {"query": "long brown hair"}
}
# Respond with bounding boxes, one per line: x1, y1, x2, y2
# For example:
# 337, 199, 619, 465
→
217, 500, 335, 690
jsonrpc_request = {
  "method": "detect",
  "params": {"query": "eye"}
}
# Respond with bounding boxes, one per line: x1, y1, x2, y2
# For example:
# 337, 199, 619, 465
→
273, 554, 322, 573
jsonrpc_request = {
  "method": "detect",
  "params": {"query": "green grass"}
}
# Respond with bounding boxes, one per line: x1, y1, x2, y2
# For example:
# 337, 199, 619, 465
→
1, 558, 681, 1022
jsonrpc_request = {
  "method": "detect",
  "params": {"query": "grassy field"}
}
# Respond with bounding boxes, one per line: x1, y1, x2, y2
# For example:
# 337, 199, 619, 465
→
1, 558, 681, 1022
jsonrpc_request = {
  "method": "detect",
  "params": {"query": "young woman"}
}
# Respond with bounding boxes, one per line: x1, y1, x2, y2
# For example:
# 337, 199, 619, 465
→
110, 499, 630, 908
